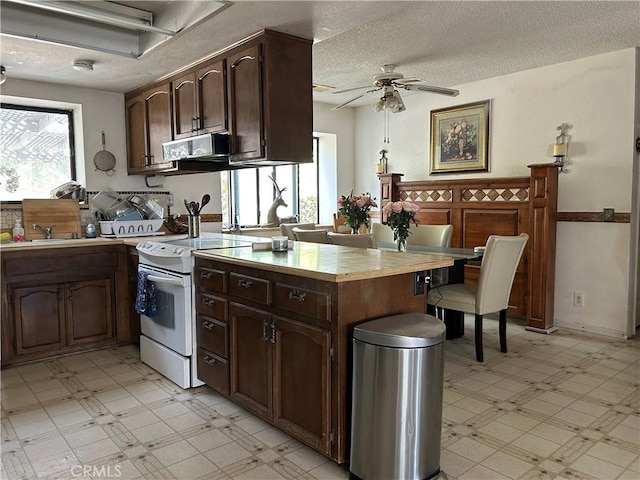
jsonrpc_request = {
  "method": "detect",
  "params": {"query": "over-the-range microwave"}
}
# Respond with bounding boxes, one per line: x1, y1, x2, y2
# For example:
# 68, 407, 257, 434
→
162, 133, 230, 162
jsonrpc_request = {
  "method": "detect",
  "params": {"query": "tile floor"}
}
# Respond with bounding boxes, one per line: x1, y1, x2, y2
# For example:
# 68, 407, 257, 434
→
1, 318, 639, 480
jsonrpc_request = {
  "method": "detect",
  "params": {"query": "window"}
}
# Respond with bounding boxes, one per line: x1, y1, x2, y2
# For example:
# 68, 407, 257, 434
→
221, 137, 319, 227
0, 103, 76, 201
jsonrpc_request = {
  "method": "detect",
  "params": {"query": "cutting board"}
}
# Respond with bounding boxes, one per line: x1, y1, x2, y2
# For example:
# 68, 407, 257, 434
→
22, 199, 81, 241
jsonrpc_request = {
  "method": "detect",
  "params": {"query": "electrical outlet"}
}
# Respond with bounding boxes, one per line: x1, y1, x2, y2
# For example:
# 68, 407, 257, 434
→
573, 292, 584, 307
603, 208, 615, 222
166, 194, 174, 207
414, 271, 426, 296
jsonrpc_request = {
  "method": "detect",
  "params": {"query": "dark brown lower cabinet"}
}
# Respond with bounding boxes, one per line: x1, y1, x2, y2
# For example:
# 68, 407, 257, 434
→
229, 303, 273, 419
11, 277, 115, 356
1, 246, 127, 366
13, 284, 65, 356
229, 302, 331, 456
272, 315, 331, 455
66, 278, 114, 345
194, 256, 428, 463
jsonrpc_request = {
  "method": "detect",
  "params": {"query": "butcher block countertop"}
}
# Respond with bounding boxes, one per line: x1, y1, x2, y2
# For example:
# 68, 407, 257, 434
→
193, 242, 454, 282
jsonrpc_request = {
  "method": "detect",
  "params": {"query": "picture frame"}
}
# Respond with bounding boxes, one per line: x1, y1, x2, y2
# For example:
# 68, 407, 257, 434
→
430, 100, 490, 174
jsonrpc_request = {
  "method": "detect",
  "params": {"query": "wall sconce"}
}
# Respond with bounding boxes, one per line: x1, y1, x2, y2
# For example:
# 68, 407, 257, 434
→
376, 149, 388, 174
552, 123, 572, 173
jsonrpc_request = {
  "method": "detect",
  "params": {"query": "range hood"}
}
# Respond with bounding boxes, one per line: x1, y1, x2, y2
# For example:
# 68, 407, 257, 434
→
162, 133, 230, 162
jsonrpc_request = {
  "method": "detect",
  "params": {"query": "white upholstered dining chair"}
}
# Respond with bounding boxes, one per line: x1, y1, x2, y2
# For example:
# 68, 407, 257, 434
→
280, 222, 315, 240
326, 232, 377, 248
371, 223, 395, 244
427, 233, 528, 362
292, 227, 329, 243
408, 224, 453, 247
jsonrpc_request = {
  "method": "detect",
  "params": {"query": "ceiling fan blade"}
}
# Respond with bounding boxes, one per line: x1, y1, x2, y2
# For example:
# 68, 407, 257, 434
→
394, 78, 423, 85
332, 85, 371, 95
332, 87, 381, 110
401, 84, 460, 97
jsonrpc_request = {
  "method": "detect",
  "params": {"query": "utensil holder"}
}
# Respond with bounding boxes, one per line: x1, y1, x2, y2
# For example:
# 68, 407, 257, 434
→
188, 215, 201, 238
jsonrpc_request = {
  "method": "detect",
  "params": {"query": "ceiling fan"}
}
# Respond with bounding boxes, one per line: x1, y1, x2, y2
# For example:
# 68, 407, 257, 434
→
332, 64, 459, 112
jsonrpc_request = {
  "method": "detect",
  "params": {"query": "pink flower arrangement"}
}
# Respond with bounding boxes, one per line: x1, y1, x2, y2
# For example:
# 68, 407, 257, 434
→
338, 191, 377, 231
382, 201, 420, 242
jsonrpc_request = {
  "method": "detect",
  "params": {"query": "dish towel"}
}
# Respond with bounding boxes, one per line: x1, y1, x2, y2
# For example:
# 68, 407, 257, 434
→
135, 271, 158, 317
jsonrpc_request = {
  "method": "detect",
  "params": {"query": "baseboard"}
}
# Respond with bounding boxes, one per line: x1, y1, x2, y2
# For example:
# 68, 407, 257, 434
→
553, 319, 629, 339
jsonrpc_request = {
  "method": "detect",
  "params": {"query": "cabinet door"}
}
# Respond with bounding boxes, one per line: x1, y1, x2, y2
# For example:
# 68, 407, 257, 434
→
125, 94, 147, 173
272, 316, 331, 455
196, 59, 227, 133
227, 45, 264, 162
229, 302, 272, 419
144, 84, 174, 167
172, 73, 197, 139
66, 278, 114, 345
13, 284, 65, 355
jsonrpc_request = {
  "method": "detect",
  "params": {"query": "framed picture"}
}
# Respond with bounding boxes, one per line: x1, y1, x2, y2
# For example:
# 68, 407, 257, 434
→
430, 100, 490, 174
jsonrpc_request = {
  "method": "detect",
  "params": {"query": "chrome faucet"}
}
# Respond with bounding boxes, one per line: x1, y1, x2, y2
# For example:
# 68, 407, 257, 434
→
32, 224, 54, 239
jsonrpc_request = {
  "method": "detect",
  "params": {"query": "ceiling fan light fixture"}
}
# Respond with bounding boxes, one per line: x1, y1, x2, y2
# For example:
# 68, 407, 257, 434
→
72, 60, 94, 72
373, 90, 405, 113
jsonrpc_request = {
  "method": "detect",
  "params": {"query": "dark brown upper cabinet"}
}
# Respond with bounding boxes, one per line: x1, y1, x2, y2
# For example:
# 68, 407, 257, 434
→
226, 31, 313, 166
126, 82, 174, 174
125, 29, 313, 175
173, 59, 227, 139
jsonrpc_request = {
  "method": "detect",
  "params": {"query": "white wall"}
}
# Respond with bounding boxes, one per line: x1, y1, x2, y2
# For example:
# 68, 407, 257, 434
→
313, 102, 355, 199
348, 48, 637, 338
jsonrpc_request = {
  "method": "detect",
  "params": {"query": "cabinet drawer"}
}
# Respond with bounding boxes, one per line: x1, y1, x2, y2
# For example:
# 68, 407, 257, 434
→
195, 265, 226, 293
274, 283, 331, 322
196, 292, 227, 320
197, 315, 228, 358
197, 348, 229, 395
229, 273, 271, 305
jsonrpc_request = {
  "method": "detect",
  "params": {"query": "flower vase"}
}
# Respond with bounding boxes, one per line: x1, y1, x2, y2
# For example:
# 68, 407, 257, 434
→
351, 222, 361, 235
396, 235, 407, 252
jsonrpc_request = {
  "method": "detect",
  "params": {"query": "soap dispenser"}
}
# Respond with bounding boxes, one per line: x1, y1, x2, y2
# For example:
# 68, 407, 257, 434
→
12, 219, 25, 242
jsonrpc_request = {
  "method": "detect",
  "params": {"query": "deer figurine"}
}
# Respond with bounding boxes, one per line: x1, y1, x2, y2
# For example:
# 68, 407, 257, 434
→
263, 175, 293, 227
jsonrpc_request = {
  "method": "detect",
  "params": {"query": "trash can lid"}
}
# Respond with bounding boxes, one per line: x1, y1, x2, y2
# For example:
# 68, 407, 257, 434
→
353, 313, 446, 348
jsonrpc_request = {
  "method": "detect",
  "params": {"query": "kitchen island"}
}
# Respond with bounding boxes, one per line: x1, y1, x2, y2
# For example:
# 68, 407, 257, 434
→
191, 243, 453, 463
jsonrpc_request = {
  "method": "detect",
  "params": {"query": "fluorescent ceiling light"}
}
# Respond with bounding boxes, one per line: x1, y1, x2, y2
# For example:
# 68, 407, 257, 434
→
1, 0, 231, 58
6, 0, 177, 35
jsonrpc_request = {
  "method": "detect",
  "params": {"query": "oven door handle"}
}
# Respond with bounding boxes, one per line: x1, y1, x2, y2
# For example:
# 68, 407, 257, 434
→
146, 274, 185, 287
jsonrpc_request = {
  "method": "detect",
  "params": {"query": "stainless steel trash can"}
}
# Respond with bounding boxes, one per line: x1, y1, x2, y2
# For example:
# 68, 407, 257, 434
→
350, 313, 446, 480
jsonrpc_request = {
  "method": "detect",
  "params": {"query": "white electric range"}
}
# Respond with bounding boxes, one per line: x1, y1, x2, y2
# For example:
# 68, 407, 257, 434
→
136, 233, 253, 388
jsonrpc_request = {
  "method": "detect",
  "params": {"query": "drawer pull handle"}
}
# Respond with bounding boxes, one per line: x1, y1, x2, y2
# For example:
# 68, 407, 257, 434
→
200, 271, 213, 279
202, 320, 214, 331
262, 319, 269, 341
204, 356, 216, 366
288, 290, 306, 302
201, 297, 216, 306
270, 323, 276, 344
238, 279, 253, 288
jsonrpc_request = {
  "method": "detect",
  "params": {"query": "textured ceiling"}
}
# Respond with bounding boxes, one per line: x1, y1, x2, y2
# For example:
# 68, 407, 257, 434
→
1, 1, 638, 109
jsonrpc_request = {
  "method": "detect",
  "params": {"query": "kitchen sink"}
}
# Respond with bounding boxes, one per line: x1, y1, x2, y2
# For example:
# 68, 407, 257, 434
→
31, 238, 69, 243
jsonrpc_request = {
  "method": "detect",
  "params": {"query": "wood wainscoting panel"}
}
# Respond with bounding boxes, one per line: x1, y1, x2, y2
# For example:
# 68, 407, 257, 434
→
461, 209, 522, 248
380, 167, 559, 330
